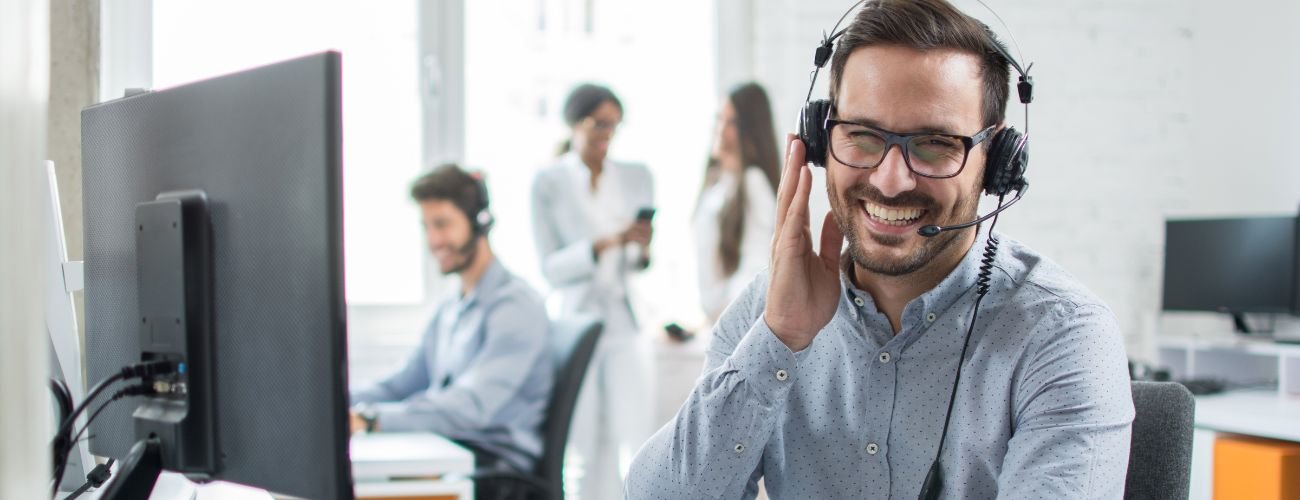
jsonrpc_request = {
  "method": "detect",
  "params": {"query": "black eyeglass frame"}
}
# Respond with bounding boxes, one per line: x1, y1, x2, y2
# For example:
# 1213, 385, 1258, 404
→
824, 118, 998, 179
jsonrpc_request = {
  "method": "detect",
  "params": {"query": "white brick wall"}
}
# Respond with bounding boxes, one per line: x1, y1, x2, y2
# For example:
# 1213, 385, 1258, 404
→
725, 0, 1300, 359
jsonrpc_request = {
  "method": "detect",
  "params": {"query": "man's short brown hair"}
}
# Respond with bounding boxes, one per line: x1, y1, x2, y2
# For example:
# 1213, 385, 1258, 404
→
409, 163, 486, 224
828, 0, 1012, 128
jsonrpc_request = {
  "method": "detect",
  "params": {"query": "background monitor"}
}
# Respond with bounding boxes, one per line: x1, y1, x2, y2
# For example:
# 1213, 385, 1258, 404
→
82, 52, 352, 499
1162, 216, 1299, 325
43, 159, 96, 492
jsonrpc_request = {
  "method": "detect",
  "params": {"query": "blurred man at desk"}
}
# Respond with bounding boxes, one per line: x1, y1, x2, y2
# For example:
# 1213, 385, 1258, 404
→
351, 164, 553, 478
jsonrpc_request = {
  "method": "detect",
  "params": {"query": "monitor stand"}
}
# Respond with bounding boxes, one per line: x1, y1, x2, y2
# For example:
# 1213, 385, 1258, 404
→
1232, 312, 1253, 334
1230, 312, 1286, 338
98, 438, 163, 500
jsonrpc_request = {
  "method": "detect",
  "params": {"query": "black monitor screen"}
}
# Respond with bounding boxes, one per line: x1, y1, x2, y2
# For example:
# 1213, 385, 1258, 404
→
1162, 216, 1298, 314
82, 52, 352, 499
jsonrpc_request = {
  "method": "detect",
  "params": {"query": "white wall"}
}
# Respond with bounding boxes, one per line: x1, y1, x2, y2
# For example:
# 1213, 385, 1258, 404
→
0, 0, 51, 496
727, 0, 1300, 359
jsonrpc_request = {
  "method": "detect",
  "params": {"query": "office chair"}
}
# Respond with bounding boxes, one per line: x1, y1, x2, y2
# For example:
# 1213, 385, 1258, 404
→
1125, 381, 1196, 500
474, 316, 603, 500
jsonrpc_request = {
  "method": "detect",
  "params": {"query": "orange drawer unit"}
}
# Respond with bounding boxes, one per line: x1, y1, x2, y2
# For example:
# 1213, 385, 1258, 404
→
1214, 434, 1300, 500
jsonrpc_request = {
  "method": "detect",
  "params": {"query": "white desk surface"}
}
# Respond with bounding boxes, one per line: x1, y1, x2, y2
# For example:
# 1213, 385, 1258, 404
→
77, 432, 475, 499
351, 431, 475, 480
1193, 389, 1300, 442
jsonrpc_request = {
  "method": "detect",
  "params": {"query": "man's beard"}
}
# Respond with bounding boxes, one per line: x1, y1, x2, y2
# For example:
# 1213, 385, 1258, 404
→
828, 177, 979, 277
442, 235, 480, 275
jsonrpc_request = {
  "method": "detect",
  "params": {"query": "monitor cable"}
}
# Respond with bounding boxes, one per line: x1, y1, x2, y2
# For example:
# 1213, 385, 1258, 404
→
52, 383, 155, 497
51, 361, 175, 497
62, 459, 116, 500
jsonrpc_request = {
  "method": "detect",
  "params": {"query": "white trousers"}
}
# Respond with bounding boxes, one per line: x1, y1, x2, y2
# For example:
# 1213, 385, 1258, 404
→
565, 333, 655, 500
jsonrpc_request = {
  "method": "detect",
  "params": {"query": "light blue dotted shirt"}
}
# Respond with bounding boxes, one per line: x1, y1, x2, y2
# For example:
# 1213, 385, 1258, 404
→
627, 231, 1134, 499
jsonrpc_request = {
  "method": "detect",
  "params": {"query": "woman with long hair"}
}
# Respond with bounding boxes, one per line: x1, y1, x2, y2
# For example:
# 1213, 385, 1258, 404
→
529, 83, 655, 499
694, 82, 781, 323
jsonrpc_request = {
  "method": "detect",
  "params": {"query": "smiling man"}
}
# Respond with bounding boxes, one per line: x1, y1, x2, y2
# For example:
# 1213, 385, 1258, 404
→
626, 1, 1133, 499
350, 164, 552, 486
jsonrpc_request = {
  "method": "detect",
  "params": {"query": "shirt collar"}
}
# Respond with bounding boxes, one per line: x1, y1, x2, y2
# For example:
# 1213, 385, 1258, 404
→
459, 257, 507, 309
837, 224, 990, 329
561, 151, 610, 177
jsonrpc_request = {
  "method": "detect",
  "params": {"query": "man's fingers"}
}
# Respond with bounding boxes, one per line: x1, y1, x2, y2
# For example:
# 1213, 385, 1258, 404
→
775, 135, 804, 232
783, 163, 812, 238
818, 210, 844, 269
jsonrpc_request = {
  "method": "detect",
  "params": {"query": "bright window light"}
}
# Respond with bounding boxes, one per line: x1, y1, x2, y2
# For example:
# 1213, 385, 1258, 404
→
153, 0, 425, 305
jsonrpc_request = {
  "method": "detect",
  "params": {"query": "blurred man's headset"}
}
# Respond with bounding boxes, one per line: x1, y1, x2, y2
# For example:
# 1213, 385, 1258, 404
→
467, 171, 495, 236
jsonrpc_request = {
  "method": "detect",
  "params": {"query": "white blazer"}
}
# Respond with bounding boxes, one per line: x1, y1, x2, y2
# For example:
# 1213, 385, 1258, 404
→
530, 153, 655, 334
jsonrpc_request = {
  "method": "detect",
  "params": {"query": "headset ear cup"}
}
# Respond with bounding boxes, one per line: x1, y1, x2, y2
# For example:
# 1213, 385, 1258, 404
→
983, 127, 1028, 196
475, 210, 495, 236
468, 171, 493, 236
799, 99, 832, 167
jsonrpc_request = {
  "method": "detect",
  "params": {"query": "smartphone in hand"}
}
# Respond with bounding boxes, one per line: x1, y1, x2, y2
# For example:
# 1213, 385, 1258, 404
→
664, 322, 694, 343
636, 207, 656, 222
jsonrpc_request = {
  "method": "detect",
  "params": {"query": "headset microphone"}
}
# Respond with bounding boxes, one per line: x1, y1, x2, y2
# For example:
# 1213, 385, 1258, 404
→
917, 185, 1027, 237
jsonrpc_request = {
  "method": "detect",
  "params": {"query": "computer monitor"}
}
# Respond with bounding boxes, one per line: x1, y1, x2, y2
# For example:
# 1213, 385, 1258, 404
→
43, 160, 97, 492
82, 52, 352, 499
1162, 216, 1300, 332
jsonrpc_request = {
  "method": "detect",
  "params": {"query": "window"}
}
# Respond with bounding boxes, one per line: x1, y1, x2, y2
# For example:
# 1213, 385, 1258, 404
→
152, 0, 426, 305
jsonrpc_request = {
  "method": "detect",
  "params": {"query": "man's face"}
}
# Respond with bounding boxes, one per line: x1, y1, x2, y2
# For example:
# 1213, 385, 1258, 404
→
419, 199, 476, 275
827, 45, 989, 276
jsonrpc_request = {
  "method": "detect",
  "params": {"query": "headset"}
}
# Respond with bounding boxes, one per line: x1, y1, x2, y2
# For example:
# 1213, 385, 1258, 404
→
794, 2, 1036, 499
467, 171, 495, 237
797, 0, 1034, 236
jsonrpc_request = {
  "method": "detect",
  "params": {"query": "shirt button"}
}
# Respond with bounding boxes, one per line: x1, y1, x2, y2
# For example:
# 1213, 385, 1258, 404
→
775, 369, 789, 381
878, 352, 891, 363
734, 443, 745, 453
866, 443, 879, 455
926, 312, 937, 322
854, 297, 865, 307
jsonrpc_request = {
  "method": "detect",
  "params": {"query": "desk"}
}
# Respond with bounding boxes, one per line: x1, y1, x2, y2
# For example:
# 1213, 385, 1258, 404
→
76, 433, 476, 500
1161, 335, 1300, 500
1194, 390, 1300, 442
352, 432, 476, 500
1188, 390, 1300, 500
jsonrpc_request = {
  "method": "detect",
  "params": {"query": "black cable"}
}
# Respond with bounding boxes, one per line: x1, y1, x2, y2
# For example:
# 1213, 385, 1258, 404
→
52, 384, 152, 497
51, 371, 125, 497
918, 197, 1006, 500
57, 372, 126, 445
50, 379, 75, 475
63, 459, 115, 500
50, 379, 73, 425
51, 362, 172, 498
53, 361, 173, 456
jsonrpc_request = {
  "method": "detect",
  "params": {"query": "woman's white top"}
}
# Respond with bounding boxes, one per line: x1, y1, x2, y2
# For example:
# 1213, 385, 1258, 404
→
692, 166, 776, 323
531, 152, 655, 336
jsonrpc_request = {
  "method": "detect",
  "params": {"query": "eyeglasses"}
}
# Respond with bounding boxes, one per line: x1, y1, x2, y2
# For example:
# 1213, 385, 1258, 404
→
826, 119, 996, 178
581, 117, 620, 134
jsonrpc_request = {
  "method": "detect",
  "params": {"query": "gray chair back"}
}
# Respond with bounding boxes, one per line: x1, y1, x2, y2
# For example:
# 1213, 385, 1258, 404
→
1125, 381, 1196, 500
535, 316, 602, 500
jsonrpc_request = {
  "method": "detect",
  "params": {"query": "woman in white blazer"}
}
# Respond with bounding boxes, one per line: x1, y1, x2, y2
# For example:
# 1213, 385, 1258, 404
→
530, 84, 654, 500
694, 82, 781, 324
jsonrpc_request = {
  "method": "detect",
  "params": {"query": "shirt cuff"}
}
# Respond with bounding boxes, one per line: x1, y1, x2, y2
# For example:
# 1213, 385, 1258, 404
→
546, 238, 597, 283
371, 402, 421, 433
724, 314, 799, 405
